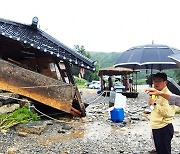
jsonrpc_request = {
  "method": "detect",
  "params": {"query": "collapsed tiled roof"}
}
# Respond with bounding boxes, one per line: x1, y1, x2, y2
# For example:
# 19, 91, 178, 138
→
0, 17, 95, 71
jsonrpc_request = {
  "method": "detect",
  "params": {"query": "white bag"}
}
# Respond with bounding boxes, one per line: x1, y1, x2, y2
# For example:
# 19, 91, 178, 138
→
114, 93, 126, 108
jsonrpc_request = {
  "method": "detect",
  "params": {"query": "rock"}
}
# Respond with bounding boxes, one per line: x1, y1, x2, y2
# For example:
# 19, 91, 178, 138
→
174, 149, 180, 153
62, 124, 72, 130
57, 130, 66, 133
6, 147, 18, 154
175, 133, 180, 137
0, 93, 19, 104
174, 130, 180, 134
45, 120, 54, 125
120, 127, 127, 131
141, 104, 149, 108
0, 129, 8, 134
128, 110, 137, 114
131, 115, 140, 120
19, 99, 31, 108
15, 121, 47, 135
96, 109, 104, 114
144, 108, 151, 114
0, 104, 20, 114
141, 117, 148, 121
18, 131, 28, 137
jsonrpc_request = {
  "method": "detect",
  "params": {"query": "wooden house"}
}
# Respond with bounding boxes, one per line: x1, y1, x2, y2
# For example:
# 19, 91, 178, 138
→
0, 17, 95, 117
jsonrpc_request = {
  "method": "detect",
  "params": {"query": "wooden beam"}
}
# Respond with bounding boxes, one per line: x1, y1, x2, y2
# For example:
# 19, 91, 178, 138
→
70, 107, 82, 117
74, 86, 86, 117
64, 61, 75, 84
0, 59, 77, 114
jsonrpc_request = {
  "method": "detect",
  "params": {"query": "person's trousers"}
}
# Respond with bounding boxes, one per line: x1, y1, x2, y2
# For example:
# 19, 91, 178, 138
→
152, 123, 174, 154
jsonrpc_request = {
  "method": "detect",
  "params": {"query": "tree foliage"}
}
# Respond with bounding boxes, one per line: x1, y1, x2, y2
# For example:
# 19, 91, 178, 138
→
89, 51, 120, 68
172, 69, 180, 83
71, 45, 99, 82
74, 45, 91, 59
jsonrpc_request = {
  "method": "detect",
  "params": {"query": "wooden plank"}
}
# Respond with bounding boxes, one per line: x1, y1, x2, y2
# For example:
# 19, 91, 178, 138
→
70, 107, 82, 117
0, 59, 76, 114
74, 87, 86, 117
55, 61, 66, 83
64, 61, 75, 84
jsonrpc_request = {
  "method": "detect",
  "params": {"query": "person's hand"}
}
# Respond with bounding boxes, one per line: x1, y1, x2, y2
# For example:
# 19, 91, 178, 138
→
145, 88, 160, 96
148, 97, 156, 105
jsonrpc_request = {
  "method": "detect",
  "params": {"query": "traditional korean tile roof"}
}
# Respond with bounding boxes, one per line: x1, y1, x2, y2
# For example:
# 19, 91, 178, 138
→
0, 17, 95, 71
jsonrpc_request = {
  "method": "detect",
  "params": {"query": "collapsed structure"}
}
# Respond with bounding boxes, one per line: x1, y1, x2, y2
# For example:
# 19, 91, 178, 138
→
0, 17, 95, 117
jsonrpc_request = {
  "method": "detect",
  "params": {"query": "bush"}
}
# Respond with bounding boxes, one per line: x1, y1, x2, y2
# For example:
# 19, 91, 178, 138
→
74, 76, 88, 88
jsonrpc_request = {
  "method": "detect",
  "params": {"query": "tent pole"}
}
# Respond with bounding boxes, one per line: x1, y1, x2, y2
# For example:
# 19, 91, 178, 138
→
150, 65, 153, 87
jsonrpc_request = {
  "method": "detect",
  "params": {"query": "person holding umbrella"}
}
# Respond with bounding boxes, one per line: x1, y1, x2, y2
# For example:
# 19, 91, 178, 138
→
148, 72, 176, 154
145, 88, 180, 107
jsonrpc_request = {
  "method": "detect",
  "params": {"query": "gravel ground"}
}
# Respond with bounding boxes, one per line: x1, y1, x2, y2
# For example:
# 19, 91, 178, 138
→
0, 85, 180, 154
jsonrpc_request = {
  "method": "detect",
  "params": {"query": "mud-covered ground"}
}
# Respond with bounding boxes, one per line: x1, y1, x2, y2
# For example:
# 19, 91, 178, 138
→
0, 85, 180, 154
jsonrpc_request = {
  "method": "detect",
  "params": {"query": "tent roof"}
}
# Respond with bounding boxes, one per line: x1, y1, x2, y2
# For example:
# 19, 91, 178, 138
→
98, 66, 138, 76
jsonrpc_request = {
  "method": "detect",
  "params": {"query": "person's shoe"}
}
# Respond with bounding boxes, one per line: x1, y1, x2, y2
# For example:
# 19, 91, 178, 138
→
148, 149, 157, 154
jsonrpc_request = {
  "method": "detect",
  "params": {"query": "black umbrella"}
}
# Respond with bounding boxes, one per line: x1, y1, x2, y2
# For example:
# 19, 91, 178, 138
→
168, 53, 180, 68
114, 44, 180, 86
115, 44, 180, 70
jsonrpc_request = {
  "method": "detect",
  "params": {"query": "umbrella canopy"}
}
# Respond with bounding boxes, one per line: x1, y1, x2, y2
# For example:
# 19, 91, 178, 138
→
168, 53, 180, 68
114, 44, 180, 71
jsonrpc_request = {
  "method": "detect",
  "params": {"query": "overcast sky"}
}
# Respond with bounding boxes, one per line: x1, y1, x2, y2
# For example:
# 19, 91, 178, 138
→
1, 0, 180, 52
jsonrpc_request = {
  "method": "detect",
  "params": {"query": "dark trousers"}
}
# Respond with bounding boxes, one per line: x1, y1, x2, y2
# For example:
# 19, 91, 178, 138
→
152, 123, 174, 154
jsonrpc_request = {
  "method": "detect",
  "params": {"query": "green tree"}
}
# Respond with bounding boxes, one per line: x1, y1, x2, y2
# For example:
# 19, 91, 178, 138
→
88, 64, 100, 81
89, 52, 120, 68
74, 45, 91, 58
72, 45, 99, 81
173, 69, 180, 83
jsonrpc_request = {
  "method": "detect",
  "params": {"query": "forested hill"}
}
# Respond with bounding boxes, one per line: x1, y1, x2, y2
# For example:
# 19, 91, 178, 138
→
89, 51, 121, 68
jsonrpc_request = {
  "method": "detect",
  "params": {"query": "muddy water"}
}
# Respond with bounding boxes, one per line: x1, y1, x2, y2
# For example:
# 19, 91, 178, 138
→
37, 120, 114, 145
37, 130, 84, 145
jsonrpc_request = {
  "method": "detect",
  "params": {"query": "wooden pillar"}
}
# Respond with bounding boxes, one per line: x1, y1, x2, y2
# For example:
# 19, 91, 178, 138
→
64, 61, 75, 84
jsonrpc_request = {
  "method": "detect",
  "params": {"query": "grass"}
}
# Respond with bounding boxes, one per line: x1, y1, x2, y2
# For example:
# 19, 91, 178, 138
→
0, 107, 40, 130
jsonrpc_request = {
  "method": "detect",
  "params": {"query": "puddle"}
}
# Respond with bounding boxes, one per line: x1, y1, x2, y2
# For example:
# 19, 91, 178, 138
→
38, 130, 85, 145
82, 121, 112, 141
37, 121, 120, 145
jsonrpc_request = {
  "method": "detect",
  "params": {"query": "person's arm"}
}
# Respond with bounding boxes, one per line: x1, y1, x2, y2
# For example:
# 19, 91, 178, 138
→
145, 88, 180, 107
145, 88, 170, 100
